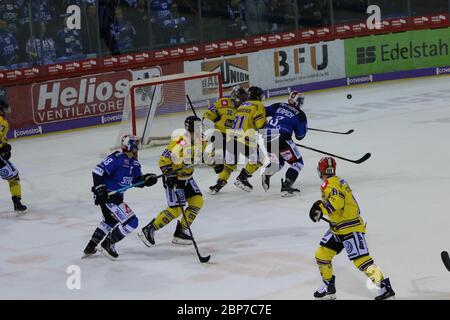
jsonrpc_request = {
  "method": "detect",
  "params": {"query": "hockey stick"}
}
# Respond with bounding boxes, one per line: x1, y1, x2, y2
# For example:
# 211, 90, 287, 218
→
294, 142, 371, 164
173, 188, 211, 263
186, 94, 199, 118
108, 166, 194, 196
441, 251, 450, 271
309, 128, 354, 135
321, 216, 331, 224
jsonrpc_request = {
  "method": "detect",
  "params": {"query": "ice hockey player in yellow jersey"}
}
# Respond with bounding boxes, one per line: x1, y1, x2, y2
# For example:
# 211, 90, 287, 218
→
209, 86, 267, 194
138, 116, 204, 245
0, 101, 27, 212
203, 85, 248, 181
203, 85, 248, 137
309, 157, 395, 300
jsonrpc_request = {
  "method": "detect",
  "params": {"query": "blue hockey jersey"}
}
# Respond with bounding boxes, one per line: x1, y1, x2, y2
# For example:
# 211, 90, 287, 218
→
110, 20, 136, 53
93, 151, 143, 193
0, 30, 19, 66
265, 102, 307, 140
150, 0, 172, 22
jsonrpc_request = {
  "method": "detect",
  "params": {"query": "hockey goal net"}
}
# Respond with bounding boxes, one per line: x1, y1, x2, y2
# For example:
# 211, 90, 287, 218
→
113, 71, 223, 148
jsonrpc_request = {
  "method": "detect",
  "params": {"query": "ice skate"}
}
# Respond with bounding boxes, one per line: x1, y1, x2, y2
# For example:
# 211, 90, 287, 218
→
281, 179, 300, 197
208, 179, 227, 195
81, 241, 97, 259
12, 196, 27, 213
172, 221, 193, 245
375, 278, 395, 300
314, 275, 336, 300
234, 169, 253, 192
138, 219, 156, 247
98, 236, 118, 260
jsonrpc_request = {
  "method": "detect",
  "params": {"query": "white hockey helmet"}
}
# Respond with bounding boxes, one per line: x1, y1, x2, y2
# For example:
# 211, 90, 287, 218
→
121, 134, 139, 153
288, 91, 305, 109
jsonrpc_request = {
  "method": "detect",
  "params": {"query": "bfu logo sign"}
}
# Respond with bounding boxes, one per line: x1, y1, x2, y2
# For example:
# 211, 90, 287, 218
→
66, 5, 82, 30
274, 45, 328, 77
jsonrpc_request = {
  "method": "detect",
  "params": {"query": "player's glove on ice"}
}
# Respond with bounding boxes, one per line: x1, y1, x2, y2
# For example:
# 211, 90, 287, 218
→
0, 143, 11, 160
309, 200, 323, 223
92, 184, 108, 205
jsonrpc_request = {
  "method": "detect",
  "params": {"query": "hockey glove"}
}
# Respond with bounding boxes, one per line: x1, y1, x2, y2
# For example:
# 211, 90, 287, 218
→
92, 184, 108, 206
133, 174, 157, 188
309, 200, 323, 223
213, 164, 224, 174
143, 173, 158, 187
165, 175, 178, 189
0, 143, 12, 160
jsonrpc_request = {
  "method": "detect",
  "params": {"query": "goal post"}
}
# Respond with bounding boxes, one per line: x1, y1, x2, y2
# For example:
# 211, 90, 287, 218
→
114, 71, 223, 149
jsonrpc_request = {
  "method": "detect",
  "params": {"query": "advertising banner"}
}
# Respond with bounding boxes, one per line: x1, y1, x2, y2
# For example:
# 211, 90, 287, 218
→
345, 28, 450, 77
6, 63, 183, 138
250, 40, 346, 90
183, 55, 250, 108
31, 71, 131, 125
184, 39, 345, 100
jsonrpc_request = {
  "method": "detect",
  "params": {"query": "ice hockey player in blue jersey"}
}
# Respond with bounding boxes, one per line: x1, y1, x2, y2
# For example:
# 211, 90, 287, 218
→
82, 135, 158, 260
262, 91, 307, 197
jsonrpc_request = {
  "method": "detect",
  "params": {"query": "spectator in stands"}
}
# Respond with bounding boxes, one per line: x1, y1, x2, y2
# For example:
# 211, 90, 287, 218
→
162, 2, 187, 44
110, 7, 136, 54
98, 0, 117, 54
150, 0, 173, 22
150, 0, 173, 45
227, 0, 247, 36
127, 0, 151, 50
297, 0, 329, 27
0, 0, 20, 33
19, 0, 54, 25
26, 22, 56, 65
0, 18, 20, 69
265, 0, 291, 33
56, 15, 84, 60
244, 0, 269, 35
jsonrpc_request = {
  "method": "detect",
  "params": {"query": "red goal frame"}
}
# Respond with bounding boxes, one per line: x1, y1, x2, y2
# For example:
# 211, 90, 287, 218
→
128, 71, 223, 136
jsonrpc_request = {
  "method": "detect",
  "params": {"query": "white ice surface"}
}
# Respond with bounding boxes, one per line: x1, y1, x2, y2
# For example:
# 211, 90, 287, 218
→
1, 76, 450, 300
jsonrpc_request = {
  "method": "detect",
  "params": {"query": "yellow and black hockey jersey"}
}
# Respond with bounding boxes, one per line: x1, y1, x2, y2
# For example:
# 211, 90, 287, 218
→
0, 115, 9, 148
319, 175, 366, 235
159, 134, 204, 180
229, 100, 267, 146
203, 97, 238, 134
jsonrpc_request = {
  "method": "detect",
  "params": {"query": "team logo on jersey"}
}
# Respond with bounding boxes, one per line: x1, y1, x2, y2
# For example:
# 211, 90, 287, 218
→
0, 168, 9, 179
280, 149, 293, 161
344, 241, 354, 254
321, 180, 329, 189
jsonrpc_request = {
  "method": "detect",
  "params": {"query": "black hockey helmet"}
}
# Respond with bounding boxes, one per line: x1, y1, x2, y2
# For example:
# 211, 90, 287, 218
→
230, 85, 248, 105
185, 115, 201, 133
248, 86, 264, 101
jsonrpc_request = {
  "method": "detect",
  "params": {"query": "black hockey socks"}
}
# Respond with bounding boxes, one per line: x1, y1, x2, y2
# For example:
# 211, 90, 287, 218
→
285, 167, 299, 184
